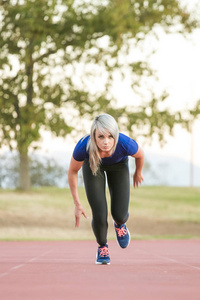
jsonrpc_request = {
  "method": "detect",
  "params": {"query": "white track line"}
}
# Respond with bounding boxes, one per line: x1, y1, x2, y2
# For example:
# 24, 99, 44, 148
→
137, 248, 200, 271
153, 253, 200, 271
0, 250, 52, 279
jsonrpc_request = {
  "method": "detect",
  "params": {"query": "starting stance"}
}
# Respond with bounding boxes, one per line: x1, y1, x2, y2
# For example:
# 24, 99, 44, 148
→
68, 113, 144, 264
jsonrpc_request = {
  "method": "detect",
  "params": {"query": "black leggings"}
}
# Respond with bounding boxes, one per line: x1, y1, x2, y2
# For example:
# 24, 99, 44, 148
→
82, 158, 130, 246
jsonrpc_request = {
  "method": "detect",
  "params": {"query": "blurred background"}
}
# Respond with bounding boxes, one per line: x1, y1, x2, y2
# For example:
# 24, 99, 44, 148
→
0, 0, 200, 241
0, 0, 200, 190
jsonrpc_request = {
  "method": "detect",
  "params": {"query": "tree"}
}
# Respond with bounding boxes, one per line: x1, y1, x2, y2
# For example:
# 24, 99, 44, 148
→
0, 0, 199, 190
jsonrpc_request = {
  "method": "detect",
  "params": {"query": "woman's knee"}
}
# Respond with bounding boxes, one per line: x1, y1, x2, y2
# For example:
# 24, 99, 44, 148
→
112, 211, 129, 225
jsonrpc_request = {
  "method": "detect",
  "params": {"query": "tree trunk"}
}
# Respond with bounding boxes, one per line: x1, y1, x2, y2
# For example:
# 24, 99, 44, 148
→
19, 151, 30, 191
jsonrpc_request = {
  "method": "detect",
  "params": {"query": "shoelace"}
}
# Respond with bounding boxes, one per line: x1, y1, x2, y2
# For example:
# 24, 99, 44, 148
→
99, 246, 109, 257
115, 226, 127, 237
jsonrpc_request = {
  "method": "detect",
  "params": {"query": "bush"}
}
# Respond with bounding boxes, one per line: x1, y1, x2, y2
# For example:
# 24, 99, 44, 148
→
0, 152, 68, 188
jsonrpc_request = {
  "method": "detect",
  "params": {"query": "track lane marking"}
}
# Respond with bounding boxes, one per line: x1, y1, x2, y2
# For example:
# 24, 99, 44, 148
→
136, 247, 200, 271
0, 250, 52, 279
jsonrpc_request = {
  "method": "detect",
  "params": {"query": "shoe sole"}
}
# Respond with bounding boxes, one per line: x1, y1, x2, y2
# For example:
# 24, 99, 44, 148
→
95, 261, 110, 265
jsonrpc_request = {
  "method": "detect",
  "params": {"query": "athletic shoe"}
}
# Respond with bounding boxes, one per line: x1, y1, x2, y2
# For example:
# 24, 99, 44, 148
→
114, 222, 130, 248
95, 244, 110, 265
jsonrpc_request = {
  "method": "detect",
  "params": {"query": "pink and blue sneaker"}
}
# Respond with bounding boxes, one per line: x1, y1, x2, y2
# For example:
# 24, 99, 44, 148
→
114, 222, 130, 248
95, 244, 110, 265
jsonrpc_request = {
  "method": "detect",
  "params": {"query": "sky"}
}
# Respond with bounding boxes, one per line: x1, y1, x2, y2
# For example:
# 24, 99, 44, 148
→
140, 29, 200, 168
40, 26, 200, 172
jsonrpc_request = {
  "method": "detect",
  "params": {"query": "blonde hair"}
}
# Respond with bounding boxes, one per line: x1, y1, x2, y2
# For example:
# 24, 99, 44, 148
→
87, 114, 119, 175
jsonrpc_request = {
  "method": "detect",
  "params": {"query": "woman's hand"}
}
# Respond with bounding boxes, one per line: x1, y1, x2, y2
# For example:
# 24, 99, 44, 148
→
74, 204, 88, 228
68, 157, 87, 228
132, 146, 144, 188
133, 171, 144, 188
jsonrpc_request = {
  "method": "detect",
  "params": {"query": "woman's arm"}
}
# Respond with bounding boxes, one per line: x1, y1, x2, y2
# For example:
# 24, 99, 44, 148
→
68, 157, 88, 227
131, 146, 144, 188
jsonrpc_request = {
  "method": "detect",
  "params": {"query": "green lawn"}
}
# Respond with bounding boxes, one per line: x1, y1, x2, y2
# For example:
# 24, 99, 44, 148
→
0, 186, 199, 240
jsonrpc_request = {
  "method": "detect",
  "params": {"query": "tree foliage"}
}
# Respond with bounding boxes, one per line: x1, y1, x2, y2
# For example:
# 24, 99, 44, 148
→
0, 0, 199, 189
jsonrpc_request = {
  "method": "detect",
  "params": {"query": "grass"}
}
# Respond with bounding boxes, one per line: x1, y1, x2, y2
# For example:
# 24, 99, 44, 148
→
0, 186, 200, 241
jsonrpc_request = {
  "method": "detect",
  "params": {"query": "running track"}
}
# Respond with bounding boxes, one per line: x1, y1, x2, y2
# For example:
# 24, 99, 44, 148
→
0, 240, 200, 300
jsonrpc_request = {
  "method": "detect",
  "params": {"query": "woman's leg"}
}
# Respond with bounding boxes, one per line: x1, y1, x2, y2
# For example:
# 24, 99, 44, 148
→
106, 159, 130, 225
82, 160, 108, 245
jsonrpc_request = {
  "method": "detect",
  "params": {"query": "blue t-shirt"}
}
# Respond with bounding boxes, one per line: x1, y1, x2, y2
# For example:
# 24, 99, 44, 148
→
73, 133, 138, 165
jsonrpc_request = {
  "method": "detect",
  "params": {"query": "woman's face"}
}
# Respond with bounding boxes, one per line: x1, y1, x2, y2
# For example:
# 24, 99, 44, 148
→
95, 129, 115, 154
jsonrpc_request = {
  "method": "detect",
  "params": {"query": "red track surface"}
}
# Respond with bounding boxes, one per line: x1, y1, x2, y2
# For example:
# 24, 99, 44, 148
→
0, 240, 200, 300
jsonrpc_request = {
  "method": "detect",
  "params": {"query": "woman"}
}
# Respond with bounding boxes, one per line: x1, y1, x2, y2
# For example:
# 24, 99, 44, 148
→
68, 113, 144, 265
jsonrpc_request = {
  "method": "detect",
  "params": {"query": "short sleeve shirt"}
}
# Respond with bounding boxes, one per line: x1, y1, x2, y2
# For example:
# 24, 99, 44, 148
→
72, 133, 138, 165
